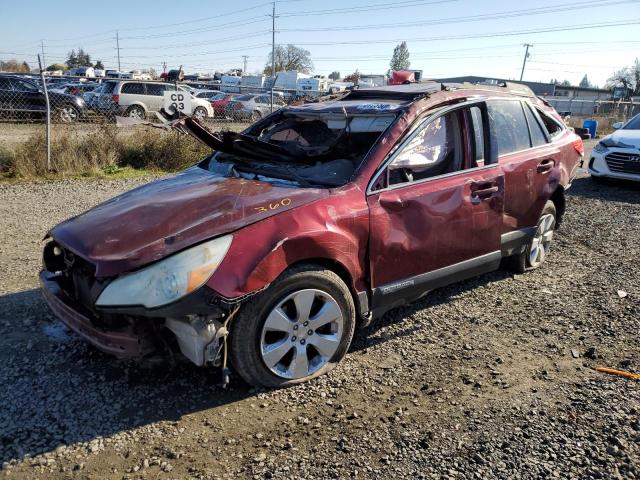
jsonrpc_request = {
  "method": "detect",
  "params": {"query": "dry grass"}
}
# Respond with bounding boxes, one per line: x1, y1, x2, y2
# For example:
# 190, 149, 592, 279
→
0, 125, 211, 179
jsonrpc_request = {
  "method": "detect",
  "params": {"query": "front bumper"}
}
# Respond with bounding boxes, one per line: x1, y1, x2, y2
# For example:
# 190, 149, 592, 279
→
40, 271, 144, 358
589, 148, 640, 181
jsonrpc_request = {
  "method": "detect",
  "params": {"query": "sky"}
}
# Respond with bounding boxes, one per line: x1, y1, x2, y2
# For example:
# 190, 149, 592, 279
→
1, 0, 639, 87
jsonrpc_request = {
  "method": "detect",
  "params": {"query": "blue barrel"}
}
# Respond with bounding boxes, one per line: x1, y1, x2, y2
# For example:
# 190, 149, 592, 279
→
583, 119, 598, 139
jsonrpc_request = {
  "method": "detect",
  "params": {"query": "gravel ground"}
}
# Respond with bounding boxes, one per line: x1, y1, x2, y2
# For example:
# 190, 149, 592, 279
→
0, 142, 638, 479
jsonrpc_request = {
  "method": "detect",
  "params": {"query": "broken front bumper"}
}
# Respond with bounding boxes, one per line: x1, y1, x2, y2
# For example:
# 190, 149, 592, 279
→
40, 271, 144, 358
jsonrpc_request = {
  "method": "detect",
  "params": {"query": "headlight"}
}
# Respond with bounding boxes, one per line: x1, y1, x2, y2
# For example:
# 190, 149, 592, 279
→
96, 235, 232, 308
593, 142, 608, 154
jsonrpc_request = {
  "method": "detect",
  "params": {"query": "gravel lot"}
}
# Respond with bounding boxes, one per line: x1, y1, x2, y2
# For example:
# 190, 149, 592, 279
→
0, 142, 638, 479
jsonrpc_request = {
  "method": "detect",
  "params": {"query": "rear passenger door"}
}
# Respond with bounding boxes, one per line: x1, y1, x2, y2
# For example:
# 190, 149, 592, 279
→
120, 82, 146, 110
145, 83, 168, 111
367, 103, 505, 313
487, 99, 561, 233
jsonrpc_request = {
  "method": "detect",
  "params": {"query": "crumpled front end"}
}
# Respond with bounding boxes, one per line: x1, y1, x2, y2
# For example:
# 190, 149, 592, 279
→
40, 239, 233, 366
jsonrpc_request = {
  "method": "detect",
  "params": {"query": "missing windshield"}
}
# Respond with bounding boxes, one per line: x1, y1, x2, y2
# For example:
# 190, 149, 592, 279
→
200, 110, 397, 187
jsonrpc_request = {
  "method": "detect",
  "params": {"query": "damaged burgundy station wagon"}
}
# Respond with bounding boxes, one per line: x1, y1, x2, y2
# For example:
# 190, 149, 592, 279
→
41, 82, 583, 387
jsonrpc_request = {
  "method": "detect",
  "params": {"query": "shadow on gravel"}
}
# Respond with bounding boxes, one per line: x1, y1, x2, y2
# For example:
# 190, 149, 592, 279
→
568, 176, 640, 204
0, 267, 514, 464
0, 289, 253, 464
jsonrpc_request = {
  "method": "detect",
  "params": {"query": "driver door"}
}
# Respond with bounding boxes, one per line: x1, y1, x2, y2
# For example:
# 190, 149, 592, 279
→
367, 103, 505, 313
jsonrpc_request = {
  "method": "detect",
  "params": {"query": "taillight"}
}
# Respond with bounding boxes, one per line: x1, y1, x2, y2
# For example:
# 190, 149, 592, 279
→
573, 136, 584, 156
111, 94, 119, 104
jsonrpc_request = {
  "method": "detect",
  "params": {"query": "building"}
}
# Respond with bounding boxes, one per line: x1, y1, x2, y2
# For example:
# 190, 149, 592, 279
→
435, 75, 611, 99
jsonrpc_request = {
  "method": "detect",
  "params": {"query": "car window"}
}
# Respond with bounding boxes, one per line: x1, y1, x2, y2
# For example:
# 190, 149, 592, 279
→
164, 83, 177, 91
469, 105, 485, 165
121, 82, 145, 95
9, 78, 38, 92
145, 83, 166, 96
388, 110, 463, 185
524, 103, 548, 147
624, 115, 640, 129
535, 108, 563, 137
101, 82, 117, 94
0, 78, 11, 90
487, 100, 531, 156
237, 95, 254, 101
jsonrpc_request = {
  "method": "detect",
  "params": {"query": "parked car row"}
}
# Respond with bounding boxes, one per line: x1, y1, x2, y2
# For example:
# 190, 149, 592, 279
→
0, 73, 292, 124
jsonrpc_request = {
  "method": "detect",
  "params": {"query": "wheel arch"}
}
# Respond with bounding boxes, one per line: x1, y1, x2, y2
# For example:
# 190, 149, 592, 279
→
283, 257, 368, 321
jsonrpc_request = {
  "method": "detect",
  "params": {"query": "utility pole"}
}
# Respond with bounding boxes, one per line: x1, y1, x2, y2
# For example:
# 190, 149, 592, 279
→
116, 30, 121, 72
162, 61, 167, 73
40, 40, 46, 71
242, 55, 249, 74
270, 1, 276, 112
520, 43, 532, 81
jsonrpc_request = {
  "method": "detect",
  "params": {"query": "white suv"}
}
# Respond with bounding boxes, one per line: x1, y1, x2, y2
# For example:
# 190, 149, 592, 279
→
589, 114, 640, 181
88, 80, 214, 121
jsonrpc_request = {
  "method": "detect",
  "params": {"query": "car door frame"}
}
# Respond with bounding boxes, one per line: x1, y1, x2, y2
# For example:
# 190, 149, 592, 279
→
366, 99, 505, 316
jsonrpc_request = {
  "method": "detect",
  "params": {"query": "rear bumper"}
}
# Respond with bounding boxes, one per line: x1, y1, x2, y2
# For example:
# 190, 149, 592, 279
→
40, 271, 143, 358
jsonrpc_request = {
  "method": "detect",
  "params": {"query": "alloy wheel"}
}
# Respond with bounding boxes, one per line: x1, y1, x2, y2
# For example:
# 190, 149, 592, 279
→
59, 106, 78, 123
529, 213, 555, 268
260, 289, 344, 380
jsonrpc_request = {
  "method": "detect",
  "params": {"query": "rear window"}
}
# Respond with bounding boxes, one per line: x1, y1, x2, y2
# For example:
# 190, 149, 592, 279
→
101, 82, 117, 94
487, 100, 530, 156
121, 82, 145, 95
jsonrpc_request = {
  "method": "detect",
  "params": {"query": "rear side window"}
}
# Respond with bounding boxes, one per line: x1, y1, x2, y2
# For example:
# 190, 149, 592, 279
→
536, 108, 563, 137
121, 82, 145, 95
145, 83, 166, 96
487, 100, 530, 156
237, 95, 254, 101
524, 103, 548, 147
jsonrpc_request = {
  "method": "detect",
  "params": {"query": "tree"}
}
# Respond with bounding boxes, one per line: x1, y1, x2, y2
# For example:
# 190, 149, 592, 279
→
46, 63, 67, 72
0, 59, 30, 73
264, 44, 313, 75
343, 70, 360, 83
579, 74, 591, 88
328, 71, 341, 81
560, 80, 571, 86
66, 48, 92, 68
94, 60, 104, 70
390, 41, 410, 71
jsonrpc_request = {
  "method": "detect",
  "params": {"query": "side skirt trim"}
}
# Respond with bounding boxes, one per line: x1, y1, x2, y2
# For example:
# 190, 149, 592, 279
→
500, 227, 536, 257
371, 250, 502, 316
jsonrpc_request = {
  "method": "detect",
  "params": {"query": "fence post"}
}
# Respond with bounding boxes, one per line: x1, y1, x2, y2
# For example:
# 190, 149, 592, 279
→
37, 54, 52, 171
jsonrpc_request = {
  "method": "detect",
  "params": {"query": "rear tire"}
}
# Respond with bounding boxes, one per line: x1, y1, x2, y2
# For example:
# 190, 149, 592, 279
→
506, 200, 557, 273
250, 111, 262, 122
229, 265, 356, 388
126, 105, 145, 120
56, 105, 80, 123
193, 106, 207, 121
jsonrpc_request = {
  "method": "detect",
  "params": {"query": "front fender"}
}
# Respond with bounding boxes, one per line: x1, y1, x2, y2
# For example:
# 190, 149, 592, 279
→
206, 185, 370, 299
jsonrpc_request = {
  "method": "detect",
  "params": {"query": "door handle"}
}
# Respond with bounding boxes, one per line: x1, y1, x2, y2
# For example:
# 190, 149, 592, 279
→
537, 159, 554, 173
470, 180, 500, 204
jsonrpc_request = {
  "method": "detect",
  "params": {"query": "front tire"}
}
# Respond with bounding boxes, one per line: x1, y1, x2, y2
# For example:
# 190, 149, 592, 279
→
229, 265, 356, 388
56, 105, 80, 123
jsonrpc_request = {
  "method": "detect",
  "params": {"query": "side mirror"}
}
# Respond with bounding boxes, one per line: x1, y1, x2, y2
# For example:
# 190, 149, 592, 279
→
612, 121, 624, 129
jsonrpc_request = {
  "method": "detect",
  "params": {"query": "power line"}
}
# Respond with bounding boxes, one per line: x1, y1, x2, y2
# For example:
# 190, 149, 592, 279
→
280, 0, 633, 32
287, 19, 640, 46
279, 0, 456, 17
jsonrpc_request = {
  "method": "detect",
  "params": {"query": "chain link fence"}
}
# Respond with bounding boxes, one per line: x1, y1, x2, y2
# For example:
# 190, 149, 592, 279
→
1, 67, 638, 177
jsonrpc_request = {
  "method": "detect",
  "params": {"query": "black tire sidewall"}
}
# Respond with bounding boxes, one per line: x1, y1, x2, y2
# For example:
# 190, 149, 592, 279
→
229, 266, 356, 388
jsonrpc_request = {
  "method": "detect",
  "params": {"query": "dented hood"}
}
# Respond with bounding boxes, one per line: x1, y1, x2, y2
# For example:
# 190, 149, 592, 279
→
50, 167, 327, 277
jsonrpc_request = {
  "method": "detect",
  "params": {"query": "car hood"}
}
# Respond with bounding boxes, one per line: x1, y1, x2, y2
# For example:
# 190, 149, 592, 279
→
50, 166, 328, 277
603, 129, 640, 149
